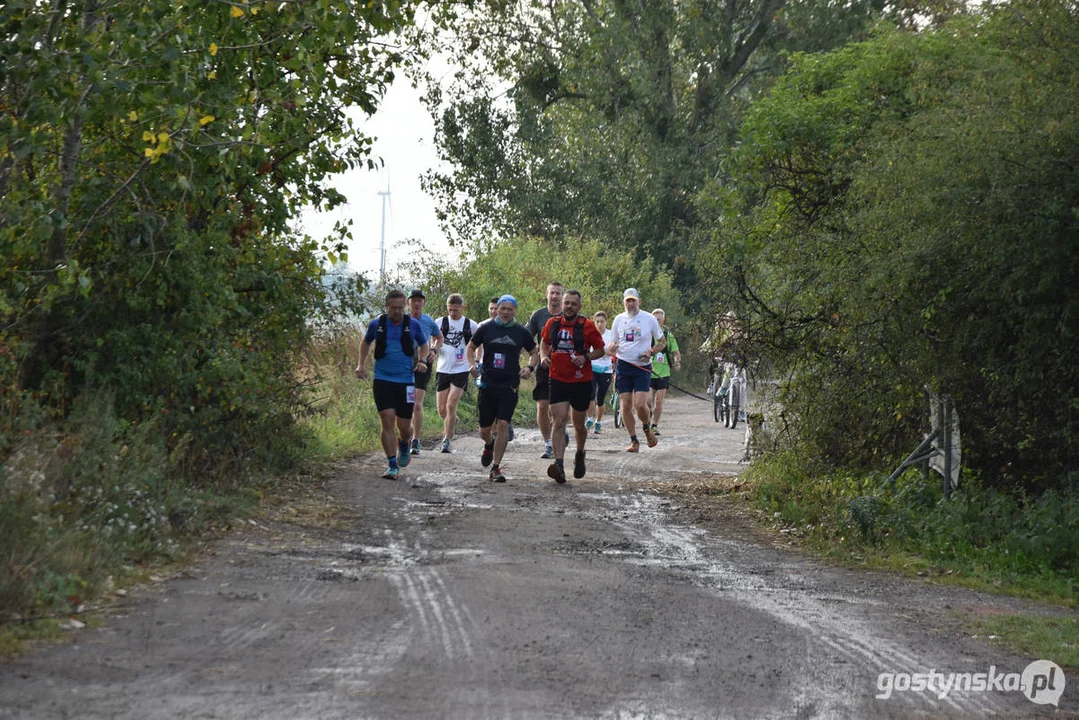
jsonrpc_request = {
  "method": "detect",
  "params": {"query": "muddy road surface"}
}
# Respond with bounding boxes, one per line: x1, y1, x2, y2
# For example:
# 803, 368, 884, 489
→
2, 394, 1076, 719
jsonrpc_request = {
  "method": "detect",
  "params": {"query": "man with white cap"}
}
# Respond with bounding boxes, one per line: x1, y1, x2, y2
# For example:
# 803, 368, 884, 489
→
608, 288, 667, 452
466, 295, 539, 483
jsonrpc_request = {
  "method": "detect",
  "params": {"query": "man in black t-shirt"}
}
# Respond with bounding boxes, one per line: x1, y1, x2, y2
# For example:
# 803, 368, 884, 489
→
467, 295, 539, 483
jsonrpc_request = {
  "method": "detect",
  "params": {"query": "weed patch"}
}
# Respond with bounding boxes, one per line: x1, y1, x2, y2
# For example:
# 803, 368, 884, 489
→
744, 452, 1079, 606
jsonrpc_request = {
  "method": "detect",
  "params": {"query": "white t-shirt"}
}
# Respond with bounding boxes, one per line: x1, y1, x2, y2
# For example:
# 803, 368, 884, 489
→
591, 329, 616, 373
610, 310, 664, 365
436, 315, 481, 374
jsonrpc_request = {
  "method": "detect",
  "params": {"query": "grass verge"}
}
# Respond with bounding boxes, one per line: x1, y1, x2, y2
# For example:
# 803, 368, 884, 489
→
963, 613, 1079, 671
652, 459, 1078, 668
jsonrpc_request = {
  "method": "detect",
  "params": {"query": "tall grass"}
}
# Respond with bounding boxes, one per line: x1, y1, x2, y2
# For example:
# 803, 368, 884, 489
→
747, 452, 1079, 604
1, 394, 257, 623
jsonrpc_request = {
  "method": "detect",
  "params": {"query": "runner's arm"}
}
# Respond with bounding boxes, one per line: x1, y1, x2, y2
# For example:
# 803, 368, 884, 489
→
539, 336, 552, 369
414, 340, 431, 373
466, 341, 480, 375
355, 337, 372, 379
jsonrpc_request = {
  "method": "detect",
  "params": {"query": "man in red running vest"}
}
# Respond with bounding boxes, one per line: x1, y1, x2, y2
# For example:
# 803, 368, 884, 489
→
539, 290, 606, 483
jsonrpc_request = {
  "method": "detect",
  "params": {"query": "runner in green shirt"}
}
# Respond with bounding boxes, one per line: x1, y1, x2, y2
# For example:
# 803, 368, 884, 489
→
648, 308, 681, 436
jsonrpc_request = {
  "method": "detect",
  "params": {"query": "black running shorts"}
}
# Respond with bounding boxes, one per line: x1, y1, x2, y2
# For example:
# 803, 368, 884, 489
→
549, 379, 592, 412
372, 379, 415, 419
478, 385, 519, 428
436, 371, 470, 392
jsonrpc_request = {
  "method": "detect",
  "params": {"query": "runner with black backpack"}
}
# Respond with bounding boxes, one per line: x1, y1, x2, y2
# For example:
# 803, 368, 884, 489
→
539, 290, 606, 483
354, 290, 431, 480
434, 293, 481, 454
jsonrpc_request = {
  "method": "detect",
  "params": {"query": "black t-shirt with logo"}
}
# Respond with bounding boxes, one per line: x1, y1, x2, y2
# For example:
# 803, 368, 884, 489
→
469, 321, 536, 388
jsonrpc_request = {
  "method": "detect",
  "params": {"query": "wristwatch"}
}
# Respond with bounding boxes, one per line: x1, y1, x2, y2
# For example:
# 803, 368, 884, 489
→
527, 365, 536, 372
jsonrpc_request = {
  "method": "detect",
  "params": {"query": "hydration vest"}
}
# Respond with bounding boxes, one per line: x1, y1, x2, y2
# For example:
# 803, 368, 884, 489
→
441, 316, 473, 347
373, 314, 414, 359
548, 315, 587, 354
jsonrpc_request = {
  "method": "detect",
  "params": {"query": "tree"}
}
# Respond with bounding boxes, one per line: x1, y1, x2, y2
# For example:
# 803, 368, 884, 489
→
418, 0, 913, 288
697, 0, 1079, 485
1, 0, 420, 465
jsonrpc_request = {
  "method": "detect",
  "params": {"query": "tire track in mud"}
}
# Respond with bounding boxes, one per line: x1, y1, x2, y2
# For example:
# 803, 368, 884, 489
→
579, 490, 1008, 718
339, 504, 511, 720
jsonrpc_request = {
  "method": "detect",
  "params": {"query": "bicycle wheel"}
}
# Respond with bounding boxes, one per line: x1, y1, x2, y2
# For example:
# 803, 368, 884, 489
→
713, 393, 721, 422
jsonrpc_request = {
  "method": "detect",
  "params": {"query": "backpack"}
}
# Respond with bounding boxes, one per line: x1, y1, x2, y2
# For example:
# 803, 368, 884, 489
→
441, 316, 473, 347
547, 315, 586, 354
373, 314, 414, 359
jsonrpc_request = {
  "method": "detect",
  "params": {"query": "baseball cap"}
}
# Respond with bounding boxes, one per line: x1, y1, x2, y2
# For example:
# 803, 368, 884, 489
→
497, 294, 518, 308
623, 287, 641, 300
408, 288, 425, 299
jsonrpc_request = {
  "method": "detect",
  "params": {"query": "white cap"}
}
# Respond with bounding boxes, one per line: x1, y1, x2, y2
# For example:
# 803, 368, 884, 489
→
623, 287, 640, 300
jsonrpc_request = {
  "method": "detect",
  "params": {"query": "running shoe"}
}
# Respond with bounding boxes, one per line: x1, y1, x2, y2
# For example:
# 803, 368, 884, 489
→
441, 439, 452, 454
652, 424, 661, 437
594, 422, 602, 434
410, 438, 421, 455
547, 462, 566, 484
397, 443, 411, 468
585, 417, 595, 430
382, 466, 399, 480
573, 449, 586, 479
626, 439, 640, 453
489, 465, 506, 483
540, 446, 554, 459
643, 425, 658, 448
481, 442, 494, 467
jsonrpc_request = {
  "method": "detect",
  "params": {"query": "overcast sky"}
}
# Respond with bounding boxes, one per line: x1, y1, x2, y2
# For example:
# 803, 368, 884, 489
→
296, 75, 452, 282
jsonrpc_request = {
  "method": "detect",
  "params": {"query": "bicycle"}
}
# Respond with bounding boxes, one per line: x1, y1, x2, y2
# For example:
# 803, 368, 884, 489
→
708, 372, 729, 424
609, 386, 622, 429
713, 385, 729, 424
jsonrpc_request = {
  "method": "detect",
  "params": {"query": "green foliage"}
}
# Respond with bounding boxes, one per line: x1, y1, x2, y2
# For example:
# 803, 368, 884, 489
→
419, 0, 900, 293
0, 0, 417, 621
701, 3, 1079, 484
1, 0, 412, 467
749, 452, 1079, 602
967, 614, 1079, 671
0, 393, 258, 618
394, 235, 680, 325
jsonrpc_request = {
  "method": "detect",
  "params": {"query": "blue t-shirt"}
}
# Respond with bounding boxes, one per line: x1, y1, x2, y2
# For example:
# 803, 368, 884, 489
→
364, 316, 430, 384
413, 313, 442, 344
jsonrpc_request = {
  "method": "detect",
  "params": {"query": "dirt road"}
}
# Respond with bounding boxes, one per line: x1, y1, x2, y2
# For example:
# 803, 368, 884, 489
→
2, 394, 1075, 719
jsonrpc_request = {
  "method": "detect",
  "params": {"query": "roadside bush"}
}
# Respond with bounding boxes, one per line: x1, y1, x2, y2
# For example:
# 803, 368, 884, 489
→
748, 453, 1079, 601
0, 394, 258, 620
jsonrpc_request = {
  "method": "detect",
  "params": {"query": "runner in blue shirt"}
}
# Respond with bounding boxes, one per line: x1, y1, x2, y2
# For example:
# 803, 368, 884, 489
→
355, 290, 431, 479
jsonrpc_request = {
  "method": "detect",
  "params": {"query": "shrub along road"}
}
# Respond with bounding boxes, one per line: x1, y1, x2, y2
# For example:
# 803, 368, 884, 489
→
1, 395, 1075, 718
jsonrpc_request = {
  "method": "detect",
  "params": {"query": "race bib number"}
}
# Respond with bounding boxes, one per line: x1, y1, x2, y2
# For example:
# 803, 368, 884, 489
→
406, 385, 416, 404
624, 328, 637, 342
493, 352, 505, 369
655, 352, 665, 364
455, 346, 465, 361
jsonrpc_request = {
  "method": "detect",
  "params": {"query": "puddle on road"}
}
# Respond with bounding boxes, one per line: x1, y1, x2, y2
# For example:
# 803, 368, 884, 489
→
575, 491, 1006, 718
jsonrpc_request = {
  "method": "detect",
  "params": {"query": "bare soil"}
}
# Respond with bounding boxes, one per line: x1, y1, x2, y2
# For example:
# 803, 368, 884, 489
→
1, 394, 1076, 719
